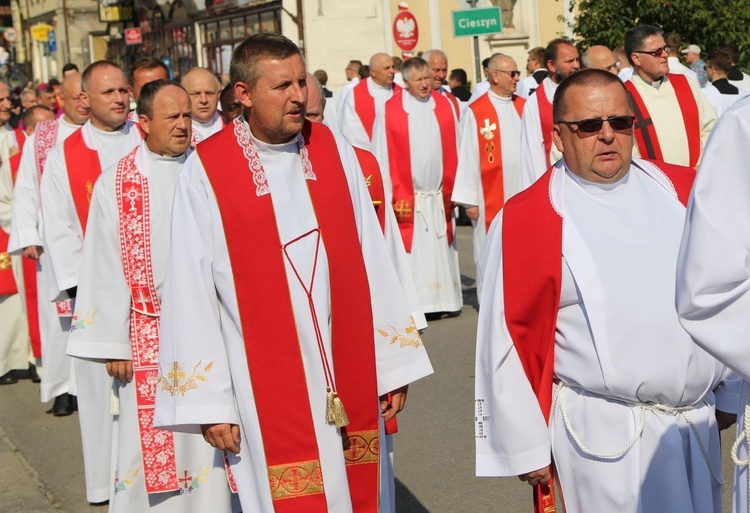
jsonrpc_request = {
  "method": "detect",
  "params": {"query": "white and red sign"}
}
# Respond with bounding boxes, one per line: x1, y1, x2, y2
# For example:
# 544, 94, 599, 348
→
124, 27, 142, 46
3, 28, 17, 43
393, 3, 418, 52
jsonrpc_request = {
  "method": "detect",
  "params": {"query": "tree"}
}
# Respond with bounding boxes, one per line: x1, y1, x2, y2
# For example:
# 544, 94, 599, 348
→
565, 0, 750, 70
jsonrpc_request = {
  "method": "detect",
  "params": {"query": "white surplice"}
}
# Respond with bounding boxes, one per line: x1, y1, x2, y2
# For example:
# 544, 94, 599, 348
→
452, 91, 522, 298
702, 83, 747, 118
67, 143, 238, 513
676, 95, 750, 513
40, 119, 142, 503
371, 92, 463, 314
8, 117, 80, 402
154, 119, 434, 513
519, 78, 562, 188
191, 112, 223, 143
477, 158, 726, 513
337, 77, 395, 151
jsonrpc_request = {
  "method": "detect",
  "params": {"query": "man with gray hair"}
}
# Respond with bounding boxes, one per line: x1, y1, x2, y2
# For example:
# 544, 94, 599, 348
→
182, 67, 224, 143
424, 49, 461, 117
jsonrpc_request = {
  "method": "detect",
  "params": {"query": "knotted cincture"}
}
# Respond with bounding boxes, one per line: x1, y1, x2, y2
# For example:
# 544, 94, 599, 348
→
326, 389, 349, 428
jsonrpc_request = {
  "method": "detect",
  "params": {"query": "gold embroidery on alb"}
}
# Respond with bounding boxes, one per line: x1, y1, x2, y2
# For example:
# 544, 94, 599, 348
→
157, 361, 213, 396
268, 459, 324, 500
342, 429, 379, 465
0, 252, 11, 270
376, 317, 422, 348
86, 180, 94, 204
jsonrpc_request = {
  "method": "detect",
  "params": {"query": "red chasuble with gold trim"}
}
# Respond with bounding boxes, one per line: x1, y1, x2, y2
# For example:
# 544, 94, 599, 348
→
384, 90, 458, 253
353, 80, 401, 141
501, 160, 694, 513
197, 119, 380, 513
624, 74, 701, 168
469, 93, 525, 232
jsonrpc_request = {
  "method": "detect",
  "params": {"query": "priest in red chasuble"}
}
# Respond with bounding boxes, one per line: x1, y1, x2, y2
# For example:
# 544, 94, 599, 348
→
475, 69, 726, 513
154, 33, 433, 513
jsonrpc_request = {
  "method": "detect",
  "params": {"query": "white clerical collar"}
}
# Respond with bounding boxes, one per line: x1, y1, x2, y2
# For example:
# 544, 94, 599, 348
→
564, 163, 631, 193
634, 73, 668, 90
60, 116, 81, 130
407, 92, 431, 104
369, 77, 391, 91
142, 140, 189, 164
87, 120, 129, 137
194, 112, 220, 130
488, 90, 512, 103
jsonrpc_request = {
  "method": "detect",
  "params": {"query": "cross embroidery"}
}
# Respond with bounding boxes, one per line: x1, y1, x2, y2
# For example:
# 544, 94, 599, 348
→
178, 471, 192, 489
281, 468, 310, 494
168, 363, 185, 389
393, 200, 412, 221
134, 288, 151, 311
480, 118, 496, 140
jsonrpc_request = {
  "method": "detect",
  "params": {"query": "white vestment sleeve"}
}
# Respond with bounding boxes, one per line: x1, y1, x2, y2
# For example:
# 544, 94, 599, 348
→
475, 212, 552, 476
337, 91, 371, 151
452, 108, 481, 207
8, 135, 43, 252
677, 96, 750, 381
154, 158, 240, 432
0, 158, 11, 234
370, 109, 392, 197
519, 97, 547, 190
67, 173, 132, 360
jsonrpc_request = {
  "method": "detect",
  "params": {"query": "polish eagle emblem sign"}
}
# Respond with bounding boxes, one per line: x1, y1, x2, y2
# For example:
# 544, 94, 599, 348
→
393, 3, 418, 51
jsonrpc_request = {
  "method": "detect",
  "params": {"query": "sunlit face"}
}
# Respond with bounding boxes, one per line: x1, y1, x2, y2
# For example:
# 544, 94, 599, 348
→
130, 66, 169, 102
81, 65, 130, 131
0, 83, 13, 126
235, 54, 307, 144
61, 74, 90, 125
489, 56, 520, 97
427, 54, 448, 90
552, 82, 634, 183
549, 44, 580, 83
404, 66, 432, 100
631, 35, 670, 82
140, 85, 192, 157
183, 69, 220, 123
370, 54, 395, 87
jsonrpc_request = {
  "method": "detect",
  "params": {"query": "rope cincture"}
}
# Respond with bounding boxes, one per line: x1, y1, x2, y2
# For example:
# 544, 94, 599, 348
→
730, 393, 750, 511
550, 382, 723, 486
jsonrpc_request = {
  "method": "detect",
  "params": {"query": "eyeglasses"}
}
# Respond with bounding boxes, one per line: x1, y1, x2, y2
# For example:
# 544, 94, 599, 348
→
606, 60, 621, 71
633, 46, 670, 57
494, 70, 521, 78
555, 115, 636, 134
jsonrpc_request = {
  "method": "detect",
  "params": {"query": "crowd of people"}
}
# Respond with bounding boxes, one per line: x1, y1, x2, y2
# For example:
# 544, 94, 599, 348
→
0, 22, 749, 513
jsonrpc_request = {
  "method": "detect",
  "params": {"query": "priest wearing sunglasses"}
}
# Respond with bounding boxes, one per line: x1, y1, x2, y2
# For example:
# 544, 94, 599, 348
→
475, 68, 726, 513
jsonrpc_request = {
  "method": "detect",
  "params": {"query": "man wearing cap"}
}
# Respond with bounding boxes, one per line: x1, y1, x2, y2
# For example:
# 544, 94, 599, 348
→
682, 44, 707, 88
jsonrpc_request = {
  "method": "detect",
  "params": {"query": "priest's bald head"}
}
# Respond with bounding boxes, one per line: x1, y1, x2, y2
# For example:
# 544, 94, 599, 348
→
305, 72, 325, 124
81, 60, 130, 132
369, 53, 395, 87
231, 33, 307, 144
551, 69, 636, 184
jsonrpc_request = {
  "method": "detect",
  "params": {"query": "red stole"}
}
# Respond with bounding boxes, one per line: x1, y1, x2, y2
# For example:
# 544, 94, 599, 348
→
384, 90, 458, 252
197, 119, 380, 512
442, 89, 461, 119
535, 82, 554, 168
353, 147, 387, 233
502, 159, 695, 513
625, 74, 701, 168
352, 79, 400, 140
63, 128, 102, 233
469, 93, 525, 232
14, 128, 26, 152
0, 145, 19, 295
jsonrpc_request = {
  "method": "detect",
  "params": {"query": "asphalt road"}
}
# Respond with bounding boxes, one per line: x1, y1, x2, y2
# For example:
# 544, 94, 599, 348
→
0, 226, 738, 512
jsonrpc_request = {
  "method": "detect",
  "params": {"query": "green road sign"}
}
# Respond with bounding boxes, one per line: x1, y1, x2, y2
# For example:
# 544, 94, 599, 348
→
452, 7, 503, 38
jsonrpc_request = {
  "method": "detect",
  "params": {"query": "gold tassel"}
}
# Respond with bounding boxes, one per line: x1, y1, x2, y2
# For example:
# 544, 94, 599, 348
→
326, 390, 349, 428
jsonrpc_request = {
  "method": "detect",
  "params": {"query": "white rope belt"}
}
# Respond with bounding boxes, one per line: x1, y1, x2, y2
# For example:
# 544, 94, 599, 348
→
551, 382, 723, 485
414, 190, 447, 239
731, 392, 750, 510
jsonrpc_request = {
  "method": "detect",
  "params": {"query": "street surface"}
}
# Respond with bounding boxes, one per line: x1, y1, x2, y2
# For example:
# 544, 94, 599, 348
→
0, 226, 738, 512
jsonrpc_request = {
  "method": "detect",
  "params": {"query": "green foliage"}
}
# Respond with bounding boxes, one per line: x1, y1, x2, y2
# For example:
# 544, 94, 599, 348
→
564, 0, 750, 70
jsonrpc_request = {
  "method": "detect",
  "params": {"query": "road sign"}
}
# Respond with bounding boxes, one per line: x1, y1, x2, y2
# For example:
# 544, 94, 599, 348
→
31, 24, 53, 42
125, 27, 142, 46
3, 28, 17, 43
48, 30, 57, 52
452, 7, 502, 38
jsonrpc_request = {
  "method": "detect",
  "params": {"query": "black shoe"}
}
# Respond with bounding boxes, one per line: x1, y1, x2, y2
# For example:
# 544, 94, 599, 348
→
18, 364, 41, 383
52, 393, 75, 416
0, 371, 17, 385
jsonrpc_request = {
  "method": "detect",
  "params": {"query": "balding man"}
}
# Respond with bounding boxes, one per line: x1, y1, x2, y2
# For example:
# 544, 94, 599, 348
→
182, 67, 224, 143
338, 52, 400, 150
582, 45, 620, 75
520, 38, 580, 187
452, 53, 525, 298
7, 73, 89, 419
424, 49, 461, 117
476, 68, 724, 513
41, 60, 142, 504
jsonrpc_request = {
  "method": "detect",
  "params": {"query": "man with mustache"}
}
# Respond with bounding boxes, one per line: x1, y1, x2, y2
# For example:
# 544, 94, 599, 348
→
41, 60, 142, 505
153, 33, 433, 513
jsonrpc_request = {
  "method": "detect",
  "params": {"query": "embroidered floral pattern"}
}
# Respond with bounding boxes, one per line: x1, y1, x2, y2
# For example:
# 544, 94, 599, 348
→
70, 309, 97, 332
34, 120, 58, 184
114, 469, 140, 494
157, 361, 213, 396
177, 467, 210, 495
377, 317, 422, 348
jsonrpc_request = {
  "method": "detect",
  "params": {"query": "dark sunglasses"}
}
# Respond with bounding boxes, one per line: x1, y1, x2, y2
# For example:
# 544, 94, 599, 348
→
556, 115, 636, 134
494, 70, 521, 78
633, 46, 670, 57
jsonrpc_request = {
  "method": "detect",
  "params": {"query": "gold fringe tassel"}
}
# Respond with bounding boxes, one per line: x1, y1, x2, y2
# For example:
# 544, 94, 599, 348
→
326, 391, 349, 428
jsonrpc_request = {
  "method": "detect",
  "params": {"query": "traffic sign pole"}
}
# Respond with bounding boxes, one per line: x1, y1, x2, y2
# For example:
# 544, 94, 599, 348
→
469, 0, 481, 85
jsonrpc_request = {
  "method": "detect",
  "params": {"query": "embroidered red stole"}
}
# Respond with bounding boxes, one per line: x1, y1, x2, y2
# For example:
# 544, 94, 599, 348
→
64, 129, 102, 233
198, 119, 380, 512
353, 80, 400, 140
469, 93, 525, 232
625, 74, 701, 168
535, 82, 554, 168
34, 120, 58, 184
502, 160, 694, 513
353, 147, 386, 233
115, 147, 178, 493
384, 90, 458, 252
